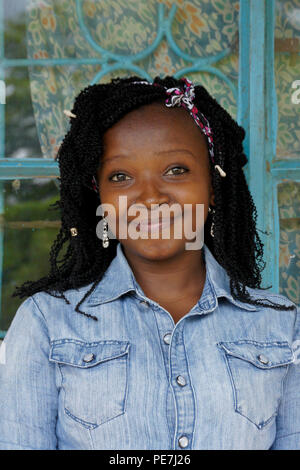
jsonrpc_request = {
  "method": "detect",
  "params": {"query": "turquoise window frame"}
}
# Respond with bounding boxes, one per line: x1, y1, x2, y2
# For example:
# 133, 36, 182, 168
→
0, 0, 299, 338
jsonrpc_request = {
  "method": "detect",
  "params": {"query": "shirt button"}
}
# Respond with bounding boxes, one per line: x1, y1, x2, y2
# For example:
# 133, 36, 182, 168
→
139, 300, 149, 307
257, 354, 269, 365
163, 333, 172, 345
178, 435, 189, 448
176, 375, 187, 386
83, 353, 95, 363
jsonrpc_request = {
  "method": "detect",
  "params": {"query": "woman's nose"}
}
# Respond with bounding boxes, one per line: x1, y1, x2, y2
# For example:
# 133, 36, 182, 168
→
134, 178, 170, 209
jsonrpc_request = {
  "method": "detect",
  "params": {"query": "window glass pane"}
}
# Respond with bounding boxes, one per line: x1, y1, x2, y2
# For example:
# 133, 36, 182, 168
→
4, 0, 27, 59
6, 66, 42, 158
275, 0, 300, 160
278, 181, 300, 304
1, 178, 61, 331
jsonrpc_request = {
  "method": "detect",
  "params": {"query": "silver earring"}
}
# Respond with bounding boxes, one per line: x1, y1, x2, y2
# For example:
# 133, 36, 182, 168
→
102, 218, 109, 248
208, 206, 215, 238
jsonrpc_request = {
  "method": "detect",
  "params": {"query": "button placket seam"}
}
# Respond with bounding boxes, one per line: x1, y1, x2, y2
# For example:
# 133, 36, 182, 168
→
151, 304, 176, 446
182, 325, 196, 449
170, 324, 195, 450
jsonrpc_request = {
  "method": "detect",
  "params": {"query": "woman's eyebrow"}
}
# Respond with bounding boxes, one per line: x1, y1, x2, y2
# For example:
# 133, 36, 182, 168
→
155, 148, 196, 159
102, 148, 196, 166
101, 154, 126, 166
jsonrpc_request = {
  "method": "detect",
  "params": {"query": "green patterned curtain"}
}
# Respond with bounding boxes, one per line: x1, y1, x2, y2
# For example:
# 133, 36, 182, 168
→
275, 0, 300, 159
275, 0, 300, 304
278, 182, 300, 304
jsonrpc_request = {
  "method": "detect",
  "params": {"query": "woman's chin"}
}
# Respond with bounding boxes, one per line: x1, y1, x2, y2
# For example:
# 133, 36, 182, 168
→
121, 236, 188, 261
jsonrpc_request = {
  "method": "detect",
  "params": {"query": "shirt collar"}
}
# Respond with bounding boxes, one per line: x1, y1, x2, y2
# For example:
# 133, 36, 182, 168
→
86, 242, 258, 311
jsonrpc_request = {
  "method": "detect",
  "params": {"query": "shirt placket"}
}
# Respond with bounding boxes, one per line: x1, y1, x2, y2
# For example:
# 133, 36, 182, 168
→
149, 301, 197, 450
168, 321, 196, 450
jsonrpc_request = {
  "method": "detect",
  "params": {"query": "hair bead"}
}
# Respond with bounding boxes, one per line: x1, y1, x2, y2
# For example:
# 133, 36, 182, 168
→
70, 227, 78, 236
64, 109, 77, 118
215, 165, 226, 177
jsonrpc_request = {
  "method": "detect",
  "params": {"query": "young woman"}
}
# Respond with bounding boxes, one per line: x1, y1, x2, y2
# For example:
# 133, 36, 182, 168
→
0, 76, 299, 450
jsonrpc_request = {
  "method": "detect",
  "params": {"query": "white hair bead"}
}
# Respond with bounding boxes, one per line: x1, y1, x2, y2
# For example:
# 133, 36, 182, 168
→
215, 165, 226, 177
63, 109, 77, 118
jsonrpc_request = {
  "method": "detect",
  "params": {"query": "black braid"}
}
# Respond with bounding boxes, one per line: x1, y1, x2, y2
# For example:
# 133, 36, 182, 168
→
11, 75, 296, 319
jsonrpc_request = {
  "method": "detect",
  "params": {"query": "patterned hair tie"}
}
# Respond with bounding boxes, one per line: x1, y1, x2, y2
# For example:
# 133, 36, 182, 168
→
164, 78, 216, 163
90, 77, 226, 193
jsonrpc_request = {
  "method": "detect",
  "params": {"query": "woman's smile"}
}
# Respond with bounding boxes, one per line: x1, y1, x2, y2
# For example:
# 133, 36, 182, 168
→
135, 216, 175, 234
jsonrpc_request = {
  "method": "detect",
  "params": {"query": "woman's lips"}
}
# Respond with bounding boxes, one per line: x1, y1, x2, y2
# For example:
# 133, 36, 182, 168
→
135, 217, 176, 233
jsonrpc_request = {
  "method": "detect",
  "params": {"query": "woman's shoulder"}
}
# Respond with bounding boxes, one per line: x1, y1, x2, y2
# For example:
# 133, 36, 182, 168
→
10, 281, 97, 334
244, 286, 300, 335
247, 286, 298, 309
237, 279, 293, 306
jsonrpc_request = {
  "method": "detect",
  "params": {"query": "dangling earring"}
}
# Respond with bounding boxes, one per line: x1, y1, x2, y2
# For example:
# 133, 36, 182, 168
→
208, 206, 215, 238
102, 218, 109, 248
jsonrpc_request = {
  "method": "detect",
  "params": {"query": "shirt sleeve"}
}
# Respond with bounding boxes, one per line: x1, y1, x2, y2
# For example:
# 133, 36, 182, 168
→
0, 296, 58, 450
270, 305, 300, 450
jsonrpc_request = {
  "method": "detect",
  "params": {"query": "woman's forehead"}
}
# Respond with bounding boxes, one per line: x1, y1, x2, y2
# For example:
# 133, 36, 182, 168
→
99, 100, 211, 176
103, 102, 207, 150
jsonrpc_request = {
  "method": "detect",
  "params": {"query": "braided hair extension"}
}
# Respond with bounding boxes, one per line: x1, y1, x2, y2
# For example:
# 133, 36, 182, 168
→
12, 75, 296, 319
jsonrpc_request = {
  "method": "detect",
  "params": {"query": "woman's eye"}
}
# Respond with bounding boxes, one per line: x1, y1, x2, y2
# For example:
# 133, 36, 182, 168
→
109, 173, 131, 182
165, 166, 188, 176
109, 167, 188, 182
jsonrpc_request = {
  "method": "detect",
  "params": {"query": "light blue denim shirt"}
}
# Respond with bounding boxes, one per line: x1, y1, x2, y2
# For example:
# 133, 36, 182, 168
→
0, 242, 299, 450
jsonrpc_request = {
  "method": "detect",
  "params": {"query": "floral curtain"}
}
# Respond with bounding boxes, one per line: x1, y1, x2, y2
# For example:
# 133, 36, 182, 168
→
275, 0, 300, 304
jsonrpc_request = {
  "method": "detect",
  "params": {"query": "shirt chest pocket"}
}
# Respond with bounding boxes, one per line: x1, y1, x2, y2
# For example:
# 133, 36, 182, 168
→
218, 340, 294, 430
49, 339, 130, 430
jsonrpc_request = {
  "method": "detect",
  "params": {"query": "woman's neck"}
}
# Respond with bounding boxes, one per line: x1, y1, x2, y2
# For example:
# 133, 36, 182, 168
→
122, 245, 206, 306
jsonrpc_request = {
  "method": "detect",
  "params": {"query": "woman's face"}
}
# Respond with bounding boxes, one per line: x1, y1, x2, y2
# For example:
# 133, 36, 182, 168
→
97, 101, 215, 261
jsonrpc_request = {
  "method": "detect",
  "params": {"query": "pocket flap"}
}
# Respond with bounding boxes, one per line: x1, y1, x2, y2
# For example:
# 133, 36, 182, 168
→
218, 340, 294, 368
49, 339, 130, 368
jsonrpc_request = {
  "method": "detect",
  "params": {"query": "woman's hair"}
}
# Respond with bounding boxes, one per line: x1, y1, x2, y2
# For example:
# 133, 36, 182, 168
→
12, 75, 296, 319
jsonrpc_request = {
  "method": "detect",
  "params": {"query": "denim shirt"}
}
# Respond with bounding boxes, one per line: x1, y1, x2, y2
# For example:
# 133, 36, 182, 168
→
0, 242, 299, 450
